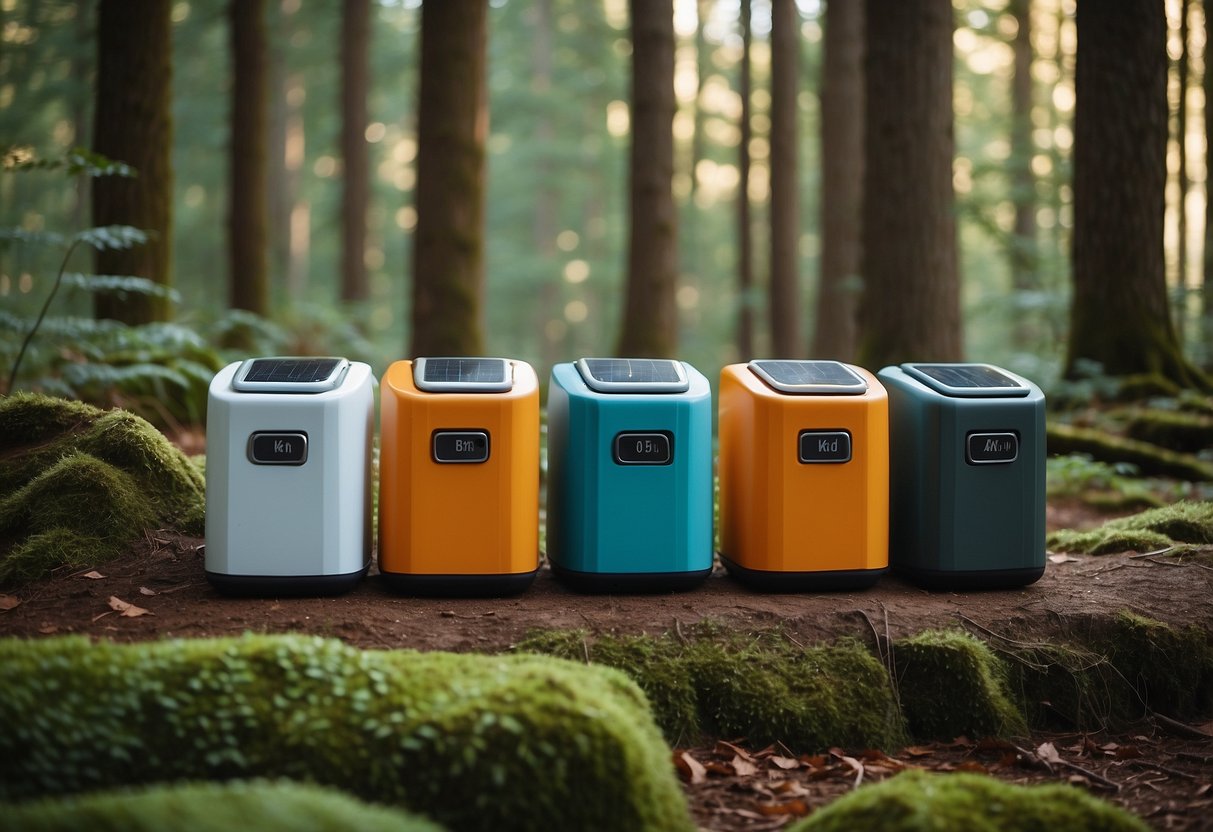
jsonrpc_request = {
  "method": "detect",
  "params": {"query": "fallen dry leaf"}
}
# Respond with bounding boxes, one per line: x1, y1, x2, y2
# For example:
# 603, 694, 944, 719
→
674, 750, 707, 784
108, 595, 152, 618
904, 746, 936, 758
0, 594, 20, 611
755, 799, 809, 817
770, 755, 800, 770
1036, 742, 1064, 766
1196, 783, 1211, 798
731, 755, 759, 777
82, 570, 105, 580
139, 586, 158, 597
955, 761, 989, 774
716, 740, 756, 762
1047, 553, 1079, 564
704, 761, 734, 776
772, 779, 811, 797
38, 624, 58, 635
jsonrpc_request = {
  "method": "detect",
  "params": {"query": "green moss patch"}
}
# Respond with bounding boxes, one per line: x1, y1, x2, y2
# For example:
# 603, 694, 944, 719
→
0, 394, 205, 587
1124, 408, 1213, 454
1046, 423, 1213, 481
894, 630, 1026, 740
1048, 501, 1213, 555
2, 780, 447, 832
1105, 612, 1213, 719
0, 635, 692, 831
519, 628, 904, 751
787, 770, 1146, 832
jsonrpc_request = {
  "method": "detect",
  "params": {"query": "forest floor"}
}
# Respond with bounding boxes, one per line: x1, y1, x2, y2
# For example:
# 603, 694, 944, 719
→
1, 501, 1211, 829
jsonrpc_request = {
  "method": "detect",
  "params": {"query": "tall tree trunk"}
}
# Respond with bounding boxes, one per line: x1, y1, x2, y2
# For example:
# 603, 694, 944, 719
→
684, 0, 711, 283
857, 0, 961, 367
1067, 0, 1206, 387
1204, 0, 1213, 362
737, 0, 755, 359
531, 0, 558, 369
1175, 0, 1191, 343
617, 0, 678, 357
812, 0, 863, 361
769, 0, 801, 357
92, 0, 173, 324
1009, 0, 1038, 349
228, 0, 269, 316
340, 0, 370, 304
409, 0, 488, 356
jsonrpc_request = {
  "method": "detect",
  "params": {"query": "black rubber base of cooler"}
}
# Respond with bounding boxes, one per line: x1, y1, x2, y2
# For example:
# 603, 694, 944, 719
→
721, 557, 885, 592
896, 564, 1045, 590
550, 563, 713, 594
378, 569, 538, 598
206, 564, 369, 597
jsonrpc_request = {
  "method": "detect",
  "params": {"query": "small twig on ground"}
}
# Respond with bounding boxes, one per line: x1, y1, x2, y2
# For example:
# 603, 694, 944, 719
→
673, 617, 689, 646
855, 609, 882, 652
1053, 758, 1121, 792
1122, 759, 1197, 780
781, 630, 806, 650
1013, 744, 1054, 774
1153, 713, 1213, 739
1128, 546, 1177, 560
580, 637, 591, 665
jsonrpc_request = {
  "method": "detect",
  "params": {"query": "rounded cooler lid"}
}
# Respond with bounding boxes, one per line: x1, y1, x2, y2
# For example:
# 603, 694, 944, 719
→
901, 362, 1031, 398
748, 360, 868, 395
575, 358, 690, 394
230, 357, 350, 393
412, 357, 514, 393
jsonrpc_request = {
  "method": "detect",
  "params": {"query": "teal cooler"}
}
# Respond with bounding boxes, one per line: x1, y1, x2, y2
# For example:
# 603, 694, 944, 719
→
547, 358, 714, 592
877, 363, 1046, 589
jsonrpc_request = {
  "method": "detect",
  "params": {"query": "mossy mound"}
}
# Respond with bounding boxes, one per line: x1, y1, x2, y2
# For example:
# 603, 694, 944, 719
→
1046, 423, 1213, 481
1048, 500, 1213, 555
0, 635, 691, 832
1, 780, 447, 832
0, 394, 205, 586
519, 629, 904, 751
787, 770, 1147, 832
1124, 408, 1213, 454
1105, 612, 1213, 719
895, 630, 1026, 740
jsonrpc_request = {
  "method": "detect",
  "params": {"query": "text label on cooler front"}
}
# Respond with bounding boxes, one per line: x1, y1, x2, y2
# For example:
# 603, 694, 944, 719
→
798, 430, 852, 464
432, 430, 491, 463
247, 431, 308, 465
966, 431, 1019, 465
613, 431, 674, 465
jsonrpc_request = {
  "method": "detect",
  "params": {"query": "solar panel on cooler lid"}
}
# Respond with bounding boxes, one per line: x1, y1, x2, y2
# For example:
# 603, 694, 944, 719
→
575, 358, 690, 393
244, 357, 343, 384
748, 360, 867, 394
412, 357, 513, 392
908, 364, 1021, 389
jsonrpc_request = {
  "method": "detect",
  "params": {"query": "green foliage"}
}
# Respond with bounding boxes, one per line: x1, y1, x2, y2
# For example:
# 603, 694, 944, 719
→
519, 628, 905, 751
894, 630, 1027, 740
1046, 454, 1162, 510
786, 770, 1147, 832
0, 635, 693, 832
1, 780, 447, 832
0, 394, 205, 586
1048, 500, 1213, 555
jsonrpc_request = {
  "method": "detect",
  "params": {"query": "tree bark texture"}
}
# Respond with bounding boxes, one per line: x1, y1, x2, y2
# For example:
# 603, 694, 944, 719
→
1009, 0, 1038, 349
617, 0, 679, 358
228, 0, 269, 316
340, 0, 370, 304
812, 0, 863, 361
736, 0, 755, 359
769, 0, 801, 357
1067, 0, 1205, 387
857, 0, 961, 368
1175, 0, 1190, 341
92, 0, 174, 324
1205, 0, 1213, 361
410, 0, 488, 357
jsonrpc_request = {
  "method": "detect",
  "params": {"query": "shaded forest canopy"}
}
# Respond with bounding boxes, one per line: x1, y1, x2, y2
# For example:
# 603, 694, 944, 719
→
1, 0, 1210, 391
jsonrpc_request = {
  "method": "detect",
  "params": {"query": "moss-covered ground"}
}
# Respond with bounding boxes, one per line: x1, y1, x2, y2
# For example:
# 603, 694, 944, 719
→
0, 394, 205, 586
0, 780, 447, 832
0, 634, 693, 832
1048, 500, 1213, 555
786, 770, 1147, 832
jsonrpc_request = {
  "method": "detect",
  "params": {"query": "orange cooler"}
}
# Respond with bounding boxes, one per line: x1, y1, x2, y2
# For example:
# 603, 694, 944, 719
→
379, 357, 540, 595
718, 360, 889, 590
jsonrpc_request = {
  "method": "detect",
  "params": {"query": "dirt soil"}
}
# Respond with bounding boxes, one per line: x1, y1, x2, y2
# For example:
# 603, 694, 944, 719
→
1, 501, 1211, 829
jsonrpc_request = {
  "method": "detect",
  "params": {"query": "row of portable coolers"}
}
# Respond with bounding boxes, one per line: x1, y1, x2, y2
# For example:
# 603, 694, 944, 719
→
204, 356, 1045, 596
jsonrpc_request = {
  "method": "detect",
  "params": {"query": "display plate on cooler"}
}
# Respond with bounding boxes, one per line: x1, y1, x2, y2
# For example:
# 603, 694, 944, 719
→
575, 358, 690, 393
232, 357, 350, 393
413, 357, 513, 393
902, 363, 1030, 398
748, 360, 868, 395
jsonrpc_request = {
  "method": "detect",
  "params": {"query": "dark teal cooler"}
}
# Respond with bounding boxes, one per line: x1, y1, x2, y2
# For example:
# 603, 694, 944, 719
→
877, 363, 1045, 589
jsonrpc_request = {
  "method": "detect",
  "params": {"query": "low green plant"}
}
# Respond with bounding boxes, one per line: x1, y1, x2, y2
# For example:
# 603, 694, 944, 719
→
1, 780, 447, 832
0, 635, 693, 832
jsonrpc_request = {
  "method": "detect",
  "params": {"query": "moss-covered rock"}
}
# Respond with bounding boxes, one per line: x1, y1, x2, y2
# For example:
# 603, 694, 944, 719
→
787, 771, 1147, 832
895, 630, 1027, 740
1046, 423, 1213, 481
0, 635, 692, 832
1, 780, 447, 832
0, 394, 205, 586
1048, 501, 1213, 555
519, 629, 904, 751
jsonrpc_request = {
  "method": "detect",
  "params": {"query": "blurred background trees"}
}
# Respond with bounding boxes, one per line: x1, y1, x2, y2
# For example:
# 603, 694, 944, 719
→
2, 0, 1211, 402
